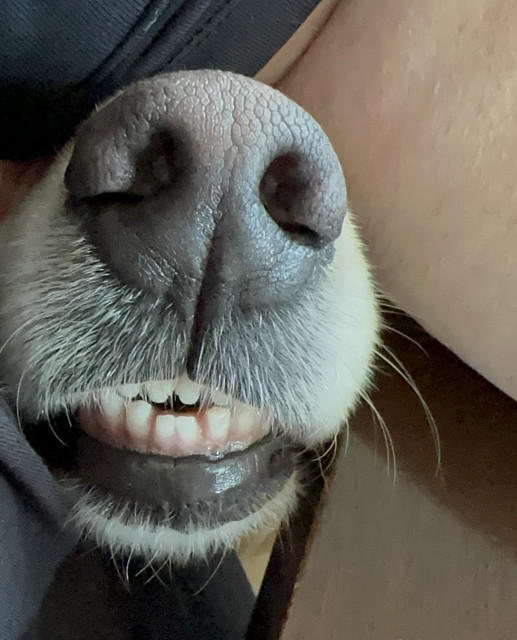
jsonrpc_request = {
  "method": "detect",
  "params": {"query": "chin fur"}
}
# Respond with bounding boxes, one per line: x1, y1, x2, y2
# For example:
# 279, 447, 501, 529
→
65, 472, 300, 565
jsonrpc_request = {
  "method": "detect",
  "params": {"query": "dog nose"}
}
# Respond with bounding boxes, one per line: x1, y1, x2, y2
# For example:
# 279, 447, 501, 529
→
65, 71, 347, 323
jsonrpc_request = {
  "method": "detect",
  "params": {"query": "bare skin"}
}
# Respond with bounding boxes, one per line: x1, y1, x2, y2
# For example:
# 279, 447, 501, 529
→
2, 0, 517, 401
275, 0, 517, 402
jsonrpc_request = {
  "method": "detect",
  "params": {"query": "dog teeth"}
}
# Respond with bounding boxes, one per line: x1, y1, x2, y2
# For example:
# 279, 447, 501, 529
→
206, 407, 231, 441
211, 389, 229, 406
113, 377, 233, 408
99, 390, 125, 421
126, 400, 152, 439
175, 376, 202, 405
145, 380, 173, 404
234, 404, 261, 434
118, 383, 140, 399
176, 415, 201, 446
155, 415, 176, 445
80, 375, 271, 458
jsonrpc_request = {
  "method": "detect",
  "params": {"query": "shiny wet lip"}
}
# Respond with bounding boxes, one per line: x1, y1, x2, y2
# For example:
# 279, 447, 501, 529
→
76, 374, 272, 460
72, 431, 298, 531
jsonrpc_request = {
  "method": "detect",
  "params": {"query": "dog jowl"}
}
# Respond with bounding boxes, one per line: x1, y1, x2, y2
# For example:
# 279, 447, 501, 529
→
0, 70, 379, 563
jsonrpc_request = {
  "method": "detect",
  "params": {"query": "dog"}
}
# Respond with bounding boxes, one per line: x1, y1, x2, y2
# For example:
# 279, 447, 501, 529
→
0, 70, 379, 565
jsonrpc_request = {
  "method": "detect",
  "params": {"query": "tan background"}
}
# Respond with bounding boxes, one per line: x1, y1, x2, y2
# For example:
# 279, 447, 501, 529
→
275, 316, 517, 639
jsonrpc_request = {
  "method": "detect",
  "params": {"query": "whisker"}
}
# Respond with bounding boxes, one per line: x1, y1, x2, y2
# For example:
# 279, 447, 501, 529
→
342, 418, 350, 457
48, 417, 71, 449
380, 322, 428, 355
360, 390, 397, 482
313, 432, 340, 484
376, 344, 441, 475
192, 550, 227, 596
0, 316, 36, 359
147, 555, 171, 587
110, 548, 131, 591
134, 548, 158, 579
15, 367, 27, 432
124, 547, 135, 584
143, 553, 168, 587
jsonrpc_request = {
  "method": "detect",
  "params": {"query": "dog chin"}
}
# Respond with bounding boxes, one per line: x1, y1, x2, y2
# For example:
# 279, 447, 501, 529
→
66, 472, 300, 565
0, 70, 380, 563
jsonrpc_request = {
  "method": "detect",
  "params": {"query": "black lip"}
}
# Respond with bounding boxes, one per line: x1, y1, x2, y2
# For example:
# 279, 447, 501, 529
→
71, 432, 297, 530
23, 411, 297, 530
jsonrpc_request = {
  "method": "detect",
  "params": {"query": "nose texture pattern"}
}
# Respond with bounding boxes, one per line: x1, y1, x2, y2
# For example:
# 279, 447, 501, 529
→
65, 70, 347, 326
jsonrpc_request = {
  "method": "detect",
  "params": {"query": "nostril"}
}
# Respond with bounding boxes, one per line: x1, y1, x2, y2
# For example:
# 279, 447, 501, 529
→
128, 130, 189, 198
64, 120, 199, 295
259, 153, 325, 248
80, 192, 145, 207
65, 127, 190, 203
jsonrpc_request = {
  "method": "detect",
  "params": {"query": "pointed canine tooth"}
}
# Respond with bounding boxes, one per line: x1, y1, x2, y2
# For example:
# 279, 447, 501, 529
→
211, 389, 230, 406
118, 383, 140, 399
126, 400, 153, 438
206, 407, 231, 440
175, 376, 202, 405
176, 416, 201, 446
99, 390, 125, 422
146, 380, 173, 404
155, 415, 177, 445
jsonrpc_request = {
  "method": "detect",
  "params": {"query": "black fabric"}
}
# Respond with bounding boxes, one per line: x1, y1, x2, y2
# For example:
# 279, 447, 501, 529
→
124, 553, 256, 640
0, 397, 75, 639
0, 0, 321, 160
34, 548, 256, 640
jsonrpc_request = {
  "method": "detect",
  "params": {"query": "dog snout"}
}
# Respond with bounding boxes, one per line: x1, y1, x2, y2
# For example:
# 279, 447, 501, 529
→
65, 71, 348, 324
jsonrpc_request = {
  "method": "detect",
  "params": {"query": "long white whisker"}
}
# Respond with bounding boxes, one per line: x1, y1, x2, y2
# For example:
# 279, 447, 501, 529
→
193, 551, 227, 596
0, 317, 36, 359
143, 552, 168, 587
376, 344, 441, 475
360, 391, 397, 482
380, 322, 428, 355
15, 367, 27, 431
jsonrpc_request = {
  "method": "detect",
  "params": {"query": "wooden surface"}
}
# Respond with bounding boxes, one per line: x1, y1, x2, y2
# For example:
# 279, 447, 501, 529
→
270, 317, 517, 639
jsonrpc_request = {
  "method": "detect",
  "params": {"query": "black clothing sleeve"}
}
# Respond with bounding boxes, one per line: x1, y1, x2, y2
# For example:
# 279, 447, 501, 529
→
0, 0, 321, 159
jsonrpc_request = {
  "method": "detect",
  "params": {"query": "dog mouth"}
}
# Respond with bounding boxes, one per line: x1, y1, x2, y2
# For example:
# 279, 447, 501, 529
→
36, 374, 299, 532
77, 375, 271, 460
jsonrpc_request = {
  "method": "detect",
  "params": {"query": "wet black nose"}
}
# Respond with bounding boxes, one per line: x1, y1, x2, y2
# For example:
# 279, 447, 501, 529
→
65, 71, 347, 323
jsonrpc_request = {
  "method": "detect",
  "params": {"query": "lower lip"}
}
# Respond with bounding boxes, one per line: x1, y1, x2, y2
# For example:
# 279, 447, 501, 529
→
72, 431, 297, 529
